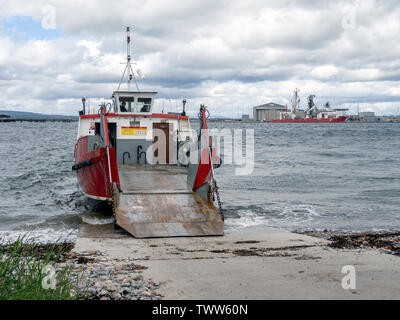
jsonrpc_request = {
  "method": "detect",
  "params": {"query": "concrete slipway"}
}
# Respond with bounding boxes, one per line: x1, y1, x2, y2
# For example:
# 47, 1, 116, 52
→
75, 226, 400, 299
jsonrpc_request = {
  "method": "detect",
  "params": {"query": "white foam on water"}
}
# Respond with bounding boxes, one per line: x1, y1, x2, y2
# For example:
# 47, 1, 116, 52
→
225, 210, 270, 230
81, 216, 114, 225
23, 219, 48, 227
225, 203, 321, 232
272, 204, 321, 223
0, 228, 78, 244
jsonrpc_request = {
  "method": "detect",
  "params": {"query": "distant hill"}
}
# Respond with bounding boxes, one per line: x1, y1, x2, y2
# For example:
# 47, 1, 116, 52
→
0, 110, 237, 121
0, 110, 78, 120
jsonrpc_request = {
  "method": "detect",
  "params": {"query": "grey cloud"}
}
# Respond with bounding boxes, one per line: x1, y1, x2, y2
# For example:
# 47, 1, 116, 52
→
0, 0, 400, 115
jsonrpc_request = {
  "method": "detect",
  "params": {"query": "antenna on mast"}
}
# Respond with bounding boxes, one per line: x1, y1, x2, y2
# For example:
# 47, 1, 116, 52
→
117, 27, 139, 91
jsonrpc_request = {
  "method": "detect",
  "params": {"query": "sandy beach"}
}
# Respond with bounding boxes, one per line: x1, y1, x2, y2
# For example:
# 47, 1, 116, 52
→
68, 225, 400, 300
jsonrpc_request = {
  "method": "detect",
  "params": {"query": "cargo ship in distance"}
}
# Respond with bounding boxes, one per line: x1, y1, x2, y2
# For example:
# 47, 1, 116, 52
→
269, 89, 347, 123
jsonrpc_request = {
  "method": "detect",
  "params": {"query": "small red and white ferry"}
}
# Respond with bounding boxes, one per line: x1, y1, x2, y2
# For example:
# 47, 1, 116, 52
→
73, 28, 223, 238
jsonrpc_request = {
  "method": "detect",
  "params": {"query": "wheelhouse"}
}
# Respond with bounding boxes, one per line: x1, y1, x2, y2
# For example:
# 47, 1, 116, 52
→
112, 91, 157, 114
77, 91, 192, 167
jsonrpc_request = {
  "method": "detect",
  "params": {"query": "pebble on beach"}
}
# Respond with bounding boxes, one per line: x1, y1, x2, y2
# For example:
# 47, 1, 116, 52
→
56, 253, 163, 300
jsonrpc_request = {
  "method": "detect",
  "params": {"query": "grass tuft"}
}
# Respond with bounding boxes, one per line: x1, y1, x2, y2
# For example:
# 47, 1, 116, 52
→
0, 236, 82, 300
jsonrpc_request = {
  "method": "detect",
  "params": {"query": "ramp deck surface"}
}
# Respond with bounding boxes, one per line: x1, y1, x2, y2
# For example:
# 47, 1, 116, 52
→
114, 164, 224, 238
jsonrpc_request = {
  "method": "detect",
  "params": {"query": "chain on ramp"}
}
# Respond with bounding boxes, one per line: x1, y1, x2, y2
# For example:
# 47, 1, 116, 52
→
212, 177, 224, 221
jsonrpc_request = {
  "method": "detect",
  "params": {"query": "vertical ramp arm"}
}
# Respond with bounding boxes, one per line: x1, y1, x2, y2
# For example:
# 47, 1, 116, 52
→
192, 105, 213, 190
100, 106, 113, 184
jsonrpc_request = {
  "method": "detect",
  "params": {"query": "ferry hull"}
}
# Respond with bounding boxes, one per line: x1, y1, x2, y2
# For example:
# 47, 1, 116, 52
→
73, 136, 119, 202
270, 116, 347, 123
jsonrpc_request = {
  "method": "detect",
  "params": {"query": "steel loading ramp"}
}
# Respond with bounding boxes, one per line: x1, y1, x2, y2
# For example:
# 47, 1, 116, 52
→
114, 165, 224, 238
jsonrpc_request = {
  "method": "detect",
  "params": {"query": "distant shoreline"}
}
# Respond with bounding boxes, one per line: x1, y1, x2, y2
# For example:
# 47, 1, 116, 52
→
0, 118, 78, 122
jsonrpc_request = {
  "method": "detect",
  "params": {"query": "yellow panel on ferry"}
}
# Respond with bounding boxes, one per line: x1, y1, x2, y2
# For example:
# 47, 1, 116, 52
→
121, 127, 147, 136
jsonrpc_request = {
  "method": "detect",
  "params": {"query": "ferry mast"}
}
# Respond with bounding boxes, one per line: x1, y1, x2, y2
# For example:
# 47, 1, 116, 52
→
117, 26, 139, 91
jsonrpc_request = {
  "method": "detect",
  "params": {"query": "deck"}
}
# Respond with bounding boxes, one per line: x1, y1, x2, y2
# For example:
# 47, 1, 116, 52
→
114, 164, 224, 238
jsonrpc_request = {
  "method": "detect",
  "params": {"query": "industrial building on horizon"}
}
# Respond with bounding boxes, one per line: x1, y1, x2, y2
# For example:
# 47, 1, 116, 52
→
252, 103, 287, 121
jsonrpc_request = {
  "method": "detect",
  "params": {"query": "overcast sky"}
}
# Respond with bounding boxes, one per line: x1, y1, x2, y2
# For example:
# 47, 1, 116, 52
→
0, 0, 400, 117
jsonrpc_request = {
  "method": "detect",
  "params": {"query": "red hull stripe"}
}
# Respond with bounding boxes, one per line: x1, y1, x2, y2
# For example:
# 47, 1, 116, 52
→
121, 127, 147, 129
80, 113, 189, 120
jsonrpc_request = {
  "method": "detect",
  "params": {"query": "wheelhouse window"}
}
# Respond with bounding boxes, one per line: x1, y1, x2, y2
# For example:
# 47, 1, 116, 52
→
119, 97, 134, 112
137, 98, 152, 113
